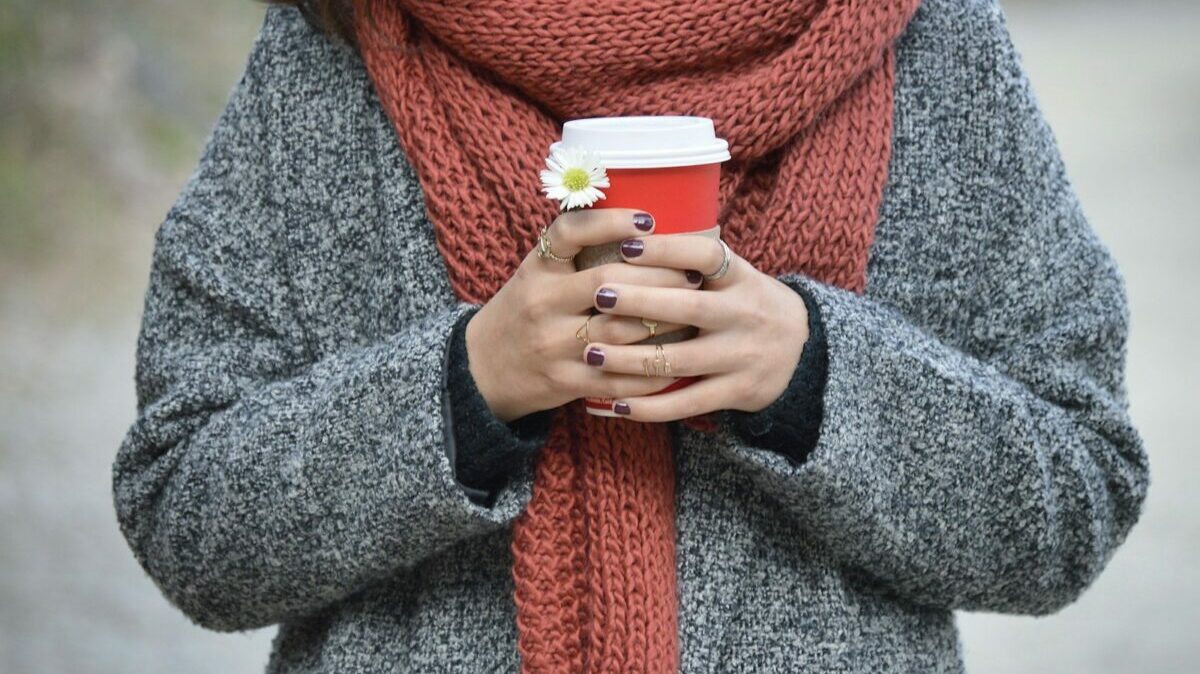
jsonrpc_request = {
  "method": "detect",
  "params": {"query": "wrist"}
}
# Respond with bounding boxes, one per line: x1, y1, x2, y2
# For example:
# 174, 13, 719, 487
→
465, 306, 522, 422
727, 280, 828, 464
747, 277, 810, 413
447, 310, 550, 503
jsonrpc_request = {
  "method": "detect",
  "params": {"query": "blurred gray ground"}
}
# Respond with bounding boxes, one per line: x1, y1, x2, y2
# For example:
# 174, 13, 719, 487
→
1, 1, 1197, 672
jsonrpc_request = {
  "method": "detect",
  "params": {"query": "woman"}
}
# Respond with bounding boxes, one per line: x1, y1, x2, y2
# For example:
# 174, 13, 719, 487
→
113, 0, 1150, 672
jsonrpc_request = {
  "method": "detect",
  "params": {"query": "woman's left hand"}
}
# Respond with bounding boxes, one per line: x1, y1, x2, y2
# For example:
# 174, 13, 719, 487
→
583, 234, 809, 422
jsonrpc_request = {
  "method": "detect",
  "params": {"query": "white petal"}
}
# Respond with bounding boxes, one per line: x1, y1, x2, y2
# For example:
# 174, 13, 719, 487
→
565, 189, 593, 209
551, 148, 574, 167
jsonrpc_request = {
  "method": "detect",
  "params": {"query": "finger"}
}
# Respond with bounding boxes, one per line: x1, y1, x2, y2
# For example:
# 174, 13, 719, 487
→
560, 262, 702, 311
591, 283, 727, 329
544, 208, 656, 259
541, 314, 662, 360
585, 314, 691, 346
582, 335, 736, 378
617, 234, 743, 287
559, 362, 679, 400
610, 375, 732, 422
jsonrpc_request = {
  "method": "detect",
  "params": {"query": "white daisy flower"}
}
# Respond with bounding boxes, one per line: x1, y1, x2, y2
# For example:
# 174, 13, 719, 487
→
540, 146, 610, 211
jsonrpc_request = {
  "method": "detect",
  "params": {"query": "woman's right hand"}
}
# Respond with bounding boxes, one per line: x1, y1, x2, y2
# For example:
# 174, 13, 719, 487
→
465, 208, 701, 422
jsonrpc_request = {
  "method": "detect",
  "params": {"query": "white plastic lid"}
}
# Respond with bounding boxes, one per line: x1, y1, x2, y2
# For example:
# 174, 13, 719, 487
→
551, 116, 731, 169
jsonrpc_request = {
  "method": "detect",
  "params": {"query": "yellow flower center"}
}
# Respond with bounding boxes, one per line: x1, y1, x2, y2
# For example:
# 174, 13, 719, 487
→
561, 167, 590, 192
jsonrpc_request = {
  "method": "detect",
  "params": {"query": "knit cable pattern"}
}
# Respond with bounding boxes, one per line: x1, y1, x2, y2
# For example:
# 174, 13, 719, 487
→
355, 1, 919, 671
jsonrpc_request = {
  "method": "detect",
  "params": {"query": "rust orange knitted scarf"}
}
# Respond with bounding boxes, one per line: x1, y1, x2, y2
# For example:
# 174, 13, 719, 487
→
355, 1, 919, 671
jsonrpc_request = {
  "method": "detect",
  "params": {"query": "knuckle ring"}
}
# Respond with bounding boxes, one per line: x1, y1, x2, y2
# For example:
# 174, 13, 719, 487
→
703, 239, 731, 282
642, 343, 672, 377
641, 318, 658, 339
575, 315, 593, 344
537, 226, 575, 264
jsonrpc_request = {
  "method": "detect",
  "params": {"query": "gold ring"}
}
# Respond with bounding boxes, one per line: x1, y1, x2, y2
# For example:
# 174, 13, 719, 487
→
642, 344, 672, 377
575, 315, 592, 344
641, 318, 658, 339
537, 226, 574, 264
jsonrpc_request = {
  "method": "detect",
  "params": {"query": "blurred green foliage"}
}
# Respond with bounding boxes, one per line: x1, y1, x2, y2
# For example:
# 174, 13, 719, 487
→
0, 0, 262, 278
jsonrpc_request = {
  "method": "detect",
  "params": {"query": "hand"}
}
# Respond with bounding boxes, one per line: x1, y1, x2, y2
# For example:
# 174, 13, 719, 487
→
466, 209, 701, 422
580, 234, 809, 422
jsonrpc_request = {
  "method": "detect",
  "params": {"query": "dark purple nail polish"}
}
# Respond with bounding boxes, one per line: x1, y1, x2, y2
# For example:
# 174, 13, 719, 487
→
685, 269, 703, 284
613, 402, 632, 415
620, 238, 644, 258
586, 347, 605, 366
596, 287, 618, 309
633, 212, 654, 231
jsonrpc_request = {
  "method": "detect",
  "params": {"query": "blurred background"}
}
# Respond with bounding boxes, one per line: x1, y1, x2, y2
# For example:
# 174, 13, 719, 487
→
0, 0, 1196, 672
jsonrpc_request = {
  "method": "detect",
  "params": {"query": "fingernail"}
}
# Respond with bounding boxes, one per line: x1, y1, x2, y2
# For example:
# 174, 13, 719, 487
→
620, 238, 644, 258
685, 269, 703, 284
586, 347, 605, 366
596, 287, 618, 309
633, 212, 654, 231
613, 401, 632, 415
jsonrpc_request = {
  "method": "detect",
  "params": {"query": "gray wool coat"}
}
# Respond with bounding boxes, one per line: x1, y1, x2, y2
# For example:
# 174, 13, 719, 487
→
112, 1, 1151, 672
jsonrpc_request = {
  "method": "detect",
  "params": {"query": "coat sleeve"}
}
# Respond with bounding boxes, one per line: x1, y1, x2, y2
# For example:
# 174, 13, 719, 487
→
718, 1, 1149, 616
111, 8, 535, 633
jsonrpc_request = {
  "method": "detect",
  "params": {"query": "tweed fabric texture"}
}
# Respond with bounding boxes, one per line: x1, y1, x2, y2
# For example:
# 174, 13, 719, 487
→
354, 2, 919, 670
112, 2, 1149, 672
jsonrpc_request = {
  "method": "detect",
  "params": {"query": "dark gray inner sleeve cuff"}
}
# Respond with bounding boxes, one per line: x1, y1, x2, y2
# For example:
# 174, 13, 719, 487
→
441, 307, 552, 507
723, 279, 828, 465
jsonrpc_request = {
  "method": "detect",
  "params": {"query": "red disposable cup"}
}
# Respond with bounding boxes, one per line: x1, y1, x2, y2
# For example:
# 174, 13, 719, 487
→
549, 116, 731, 417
